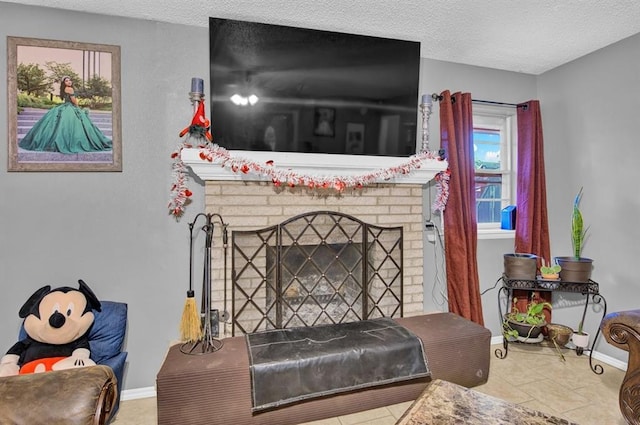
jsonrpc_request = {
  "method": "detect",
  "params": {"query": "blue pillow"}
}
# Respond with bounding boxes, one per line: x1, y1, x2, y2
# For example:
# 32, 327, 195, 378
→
89, 301, 127, 364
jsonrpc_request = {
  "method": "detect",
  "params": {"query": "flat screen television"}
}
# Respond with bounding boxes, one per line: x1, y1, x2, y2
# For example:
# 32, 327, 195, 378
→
209, 17, 421, 157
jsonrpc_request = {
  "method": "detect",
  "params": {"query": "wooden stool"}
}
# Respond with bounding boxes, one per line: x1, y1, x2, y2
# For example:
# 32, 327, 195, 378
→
395, 379, 576, 425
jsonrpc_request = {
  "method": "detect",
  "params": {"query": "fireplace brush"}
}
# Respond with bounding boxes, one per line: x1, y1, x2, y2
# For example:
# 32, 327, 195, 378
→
179, 219, 203, 343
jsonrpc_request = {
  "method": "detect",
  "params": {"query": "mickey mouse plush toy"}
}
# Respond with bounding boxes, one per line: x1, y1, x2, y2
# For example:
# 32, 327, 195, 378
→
0, 279, 101, 376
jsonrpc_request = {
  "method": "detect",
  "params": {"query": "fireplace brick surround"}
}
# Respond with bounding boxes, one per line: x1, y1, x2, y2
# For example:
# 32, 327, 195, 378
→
206, 181, 424, 336
182, 149, 447, 337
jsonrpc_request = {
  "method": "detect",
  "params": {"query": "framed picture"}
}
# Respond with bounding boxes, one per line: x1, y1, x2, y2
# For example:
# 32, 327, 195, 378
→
7, 36, 122, 172
313, 107, 335, 137
345, 123, 365, 154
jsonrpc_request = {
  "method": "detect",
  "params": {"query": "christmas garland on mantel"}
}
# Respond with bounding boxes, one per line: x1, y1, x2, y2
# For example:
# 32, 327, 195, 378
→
168, 141, 451, 218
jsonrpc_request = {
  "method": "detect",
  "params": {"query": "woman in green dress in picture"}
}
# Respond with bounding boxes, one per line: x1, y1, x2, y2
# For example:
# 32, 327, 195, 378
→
18, 76, 112, 153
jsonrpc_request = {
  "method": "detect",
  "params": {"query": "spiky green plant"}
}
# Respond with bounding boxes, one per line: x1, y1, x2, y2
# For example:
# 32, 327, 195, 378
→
571, 187, 589, 260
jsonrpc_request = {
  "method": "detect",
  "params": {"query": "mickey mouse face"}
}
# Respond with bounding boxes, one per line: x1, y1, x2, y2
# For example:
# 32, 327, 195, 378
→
24, 289, 95, 345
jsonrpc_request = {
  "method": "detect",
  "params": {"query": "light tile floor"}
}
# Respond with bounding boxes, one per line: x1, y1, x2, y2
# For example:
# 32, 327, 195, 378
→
112, 343, 626, 425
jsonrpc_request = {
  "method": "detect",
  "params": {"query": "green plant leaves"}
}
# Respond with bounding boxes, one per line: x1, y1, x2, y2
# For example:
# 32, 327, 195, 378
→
571, 187, 589, 259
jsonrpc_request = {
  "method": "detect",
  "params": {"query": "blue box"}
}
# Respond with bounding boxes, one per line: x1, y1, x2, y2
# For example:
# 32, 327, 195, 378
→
501, 205, 516, 230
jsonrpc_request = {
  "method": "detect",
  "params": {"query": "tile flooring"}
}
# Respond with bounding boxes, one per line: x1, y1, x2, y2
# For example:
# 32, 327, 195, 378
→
112, 343, 627, 425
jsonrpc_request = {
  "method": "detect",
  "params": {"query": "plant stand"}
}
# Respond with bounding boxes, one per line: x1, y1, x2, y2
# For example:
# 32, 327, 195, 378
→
495, 274, 607, 374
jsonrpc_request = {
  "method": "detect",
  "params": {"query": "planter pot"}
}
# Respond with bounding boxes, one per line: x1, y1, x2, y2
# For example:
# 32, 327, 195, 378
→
546, 323, 573, 347
505, 317, 546, 339
571, 331, 590, 348
504, 253, 537, 280
555, 257, 593, 283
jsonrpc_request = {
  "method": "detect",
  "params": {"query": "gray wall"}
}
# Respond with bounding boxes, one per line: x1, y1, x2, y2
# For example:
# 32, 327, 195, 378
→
0, 2, 206, 390
538, 32, 640, 360
0, 1, 636, 391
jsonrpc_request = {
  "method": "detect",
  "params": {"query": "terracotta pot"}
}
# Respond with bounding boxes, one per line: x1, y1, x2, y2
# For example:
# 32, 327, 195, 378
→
504, 253, 537, 280
555, 257, 593, 283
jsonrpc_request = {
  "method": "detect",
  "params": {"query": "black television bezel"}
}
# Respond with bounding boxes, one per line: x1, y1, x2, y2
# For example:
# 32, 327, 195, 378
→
208, 17, 421, 157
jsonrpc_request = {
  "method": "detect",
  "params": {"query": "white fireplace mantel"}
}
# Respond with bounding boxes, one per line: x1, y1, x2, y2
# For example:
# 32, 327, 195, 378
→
181, 149, 447, 185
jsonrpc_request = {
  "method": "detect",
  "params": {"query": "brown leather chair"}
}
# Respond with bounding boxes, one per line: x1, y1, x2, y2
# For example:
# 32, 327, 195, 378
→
0, 364, 117, 425
601, 309, 640, 425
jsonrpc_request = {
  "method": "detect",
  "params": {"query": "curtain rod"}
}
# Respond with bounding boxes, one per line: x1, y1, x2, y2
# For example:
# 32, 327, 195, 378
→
430, 94, 527, 109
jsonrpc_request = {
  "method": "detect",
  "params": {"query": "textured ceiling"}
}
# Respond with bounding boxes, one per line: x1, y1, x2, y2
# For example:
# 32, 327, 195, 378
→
4, 0, 640, 74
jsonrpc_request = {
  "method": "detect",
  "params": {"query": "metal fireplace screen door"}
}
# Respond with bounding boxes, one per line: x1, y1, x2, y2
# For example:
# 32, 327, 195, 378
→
231, 211, 403, 335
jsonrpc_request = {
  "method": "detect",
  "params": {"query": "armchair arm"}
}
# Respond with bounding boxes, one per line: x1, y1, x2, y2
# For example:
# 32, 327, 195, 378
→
0, 365, 117, 425
601, 310, 640, 425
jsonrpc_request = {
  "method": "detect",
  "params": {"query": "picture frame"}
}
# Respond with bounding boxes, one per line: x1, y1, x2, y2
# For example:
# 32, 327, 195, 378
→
345, 123, 365, 154
313, 107, 335, 137
7, 36, 122, 172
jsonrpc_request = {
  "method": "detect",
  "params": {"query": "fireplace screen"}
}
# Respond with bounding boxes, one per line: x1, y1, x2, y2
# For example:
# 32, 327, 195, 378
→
231, 211, 403, 335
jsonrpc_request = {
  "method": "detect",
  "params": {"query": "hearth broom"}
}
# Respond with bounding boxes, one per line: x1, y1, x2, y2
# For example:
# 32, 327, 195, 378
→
180, 220, 202, 342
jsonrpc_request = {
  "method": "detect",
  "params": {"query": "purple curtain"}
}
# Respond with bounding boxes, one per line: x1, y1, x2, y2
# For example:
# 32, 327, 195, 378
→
514, 100, 551, 318
439, 91, 484, 325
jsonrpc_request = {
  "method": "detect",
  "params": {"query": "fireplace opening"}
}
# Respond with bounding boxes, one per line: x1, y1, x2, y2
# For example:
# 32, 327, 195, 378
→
266, 241, 364, 324
231, 211, 403, 335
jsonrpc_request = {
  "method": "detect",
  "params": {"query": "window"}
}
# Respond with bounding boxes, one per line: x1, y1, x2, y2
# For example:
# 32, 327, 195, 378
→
472, 106, 516, 230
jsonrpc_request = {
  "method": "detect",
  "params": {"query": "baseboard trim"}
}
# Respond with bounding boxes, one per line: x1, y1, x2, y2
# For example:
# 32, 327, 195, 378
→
490, 335, 628, 371
121, 386, 156, 401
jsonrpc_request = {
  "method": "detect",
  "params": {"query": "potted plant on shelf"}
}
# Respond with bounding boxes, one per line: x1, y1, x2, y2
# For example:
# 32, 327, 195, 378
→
503, 253, 537, 280
540, 259, 561, 280
503, 297, 552, 342
555, 187, 593, 282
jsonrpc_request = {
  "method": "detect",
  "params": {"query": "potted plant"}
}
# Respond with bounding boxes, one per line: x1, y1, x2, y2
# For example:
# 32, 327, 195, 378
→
503, 297, 552, 341
546, 323, 573, 362
555, 187, 593, 282
503, 253, 537, 280
571, 319, 590, 352
540, 259, 561, 280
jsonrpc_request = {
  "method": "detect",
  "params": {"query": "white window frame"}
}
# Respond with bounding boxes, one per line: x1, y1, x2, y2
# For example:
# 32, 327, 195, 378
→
472, 105, 517, 238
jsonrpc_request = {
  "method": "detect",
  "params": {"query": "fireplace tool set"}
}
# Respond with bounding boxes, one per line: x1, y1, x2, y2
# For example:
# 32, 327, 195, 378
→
180, 212, 229, 355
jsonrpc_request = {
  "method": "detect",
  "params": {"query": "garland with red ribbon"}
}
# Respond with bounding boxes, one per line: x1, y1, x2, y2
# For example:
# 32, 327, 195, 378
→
169, 143, 450, 218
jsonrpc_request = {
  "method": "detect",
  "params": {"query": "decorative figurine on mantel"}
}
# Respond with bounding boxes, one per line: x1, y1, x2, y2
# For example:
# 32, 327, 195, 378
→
179, 99, 212, 142
168, 77, 213, 219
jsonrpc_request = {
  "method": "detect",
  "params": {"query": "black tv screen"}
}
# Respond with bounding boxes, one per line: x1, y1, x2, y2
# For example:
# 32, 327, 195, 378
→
209, 18, 421, 157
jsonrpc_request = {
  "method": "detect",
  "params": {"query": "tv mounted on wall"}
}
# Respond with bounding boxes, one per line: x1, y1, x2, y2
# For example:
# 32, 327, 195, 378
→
209, 17, 421, 157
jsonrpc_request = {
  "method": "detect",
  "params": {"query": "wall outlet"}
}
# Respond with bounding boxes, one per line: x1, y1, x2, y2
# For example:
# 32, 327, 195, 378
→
425, 222, 436, 243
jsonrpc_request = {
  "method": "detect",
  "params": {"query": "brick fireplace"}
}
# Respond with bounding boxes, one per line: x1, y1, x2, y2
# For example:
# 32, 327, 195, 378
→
181, 149, 447, 337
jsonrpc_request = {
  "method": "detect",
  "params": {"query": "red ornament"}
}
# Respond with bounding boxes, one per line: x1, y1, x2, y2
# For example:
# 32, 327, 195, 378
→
179, 100, 212, 141
185, 189, 193, 197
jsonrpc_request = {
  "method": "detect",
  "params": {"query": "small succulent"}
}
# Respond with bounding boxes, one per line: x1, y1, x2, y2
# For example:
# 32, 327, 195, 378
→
540, 264, 561, 275
540, 259, 561, 276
